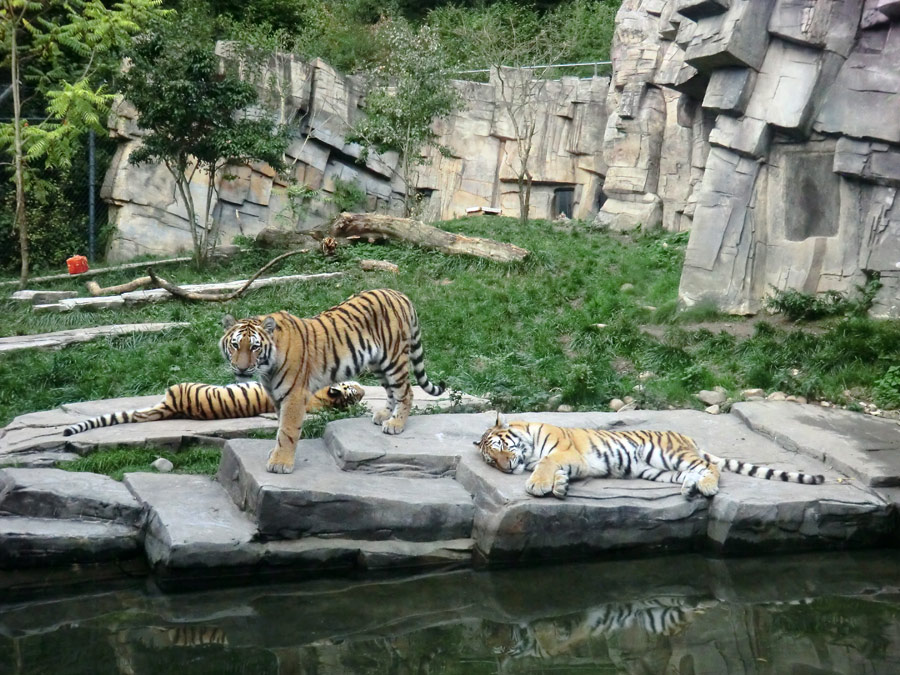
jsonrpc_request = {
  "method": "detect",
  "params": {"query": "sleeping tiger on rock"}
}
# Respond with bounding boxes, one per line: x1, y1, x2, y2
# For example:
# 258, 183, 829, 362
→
63, 381, 364, 436
475, 413, 824, 499
220, 288, 444, 473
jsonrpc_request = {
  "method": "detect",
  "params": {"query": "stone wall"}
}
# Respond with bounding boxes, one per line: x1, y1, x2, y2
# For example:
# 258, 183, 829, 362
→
598, 0, 900, 316
102, 51, 610, 262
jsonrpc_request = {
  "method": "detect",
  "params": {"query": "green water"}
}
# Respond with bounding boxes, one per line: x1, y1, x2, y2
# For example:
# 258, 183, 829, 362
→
2, 550, 899, 675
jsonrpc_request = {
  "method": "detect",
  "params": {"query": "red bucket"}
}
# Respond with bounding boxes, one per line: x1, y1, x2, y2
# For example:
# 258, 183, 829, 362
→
66, 255, 89, 275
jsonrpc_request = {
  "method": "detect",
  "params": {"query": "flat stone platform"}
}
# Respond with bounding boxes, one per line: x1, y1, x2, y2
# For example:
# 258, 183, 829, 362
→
1, 401, 898, 584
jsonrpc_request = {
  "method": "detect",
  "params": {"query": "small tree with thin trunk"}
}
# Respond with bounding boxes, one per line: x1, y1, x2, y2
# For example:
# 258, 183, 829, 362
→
119, 10, 289, 267
454, 10, 572, 225
348, 19, 460, 218
0, 0, 165, 287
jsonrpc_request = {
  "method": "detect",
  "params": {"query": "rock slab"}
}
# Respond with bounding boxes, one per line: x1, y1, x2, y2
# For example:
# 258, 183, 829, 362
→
218, 439, 475, 542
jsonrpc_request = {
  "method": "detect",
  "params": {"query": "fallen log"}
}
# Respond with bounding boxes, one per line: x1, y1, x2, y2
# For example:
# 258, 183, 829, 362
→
330, 213, 529, 263
86, 276, 152, 296
359, 259, 399, 273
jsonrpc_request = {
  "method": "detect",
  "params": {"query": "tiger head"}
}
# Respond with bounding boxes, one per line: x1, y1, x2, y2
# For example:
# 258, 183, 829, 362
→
325, 381, 365, 408
220, 315, 277, 382
474, 412, 528, 474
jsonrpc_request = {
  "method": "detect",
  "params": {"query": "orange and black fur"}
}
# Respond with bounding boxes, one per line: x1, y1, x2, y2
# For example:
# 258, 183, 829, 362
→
63, 381, 364, 436
220, 288, 444, 473
475, 413, 824, 499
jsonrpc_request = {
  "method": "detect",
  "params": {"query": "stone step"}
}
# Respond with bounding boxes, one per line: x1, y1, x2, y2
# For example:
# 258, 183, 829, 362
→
123, 472, 472, 578
217, 439, 475, 542
324, 412, 494, 476
0, 516, 141, 568
0, 468, 143, 526
731, 401, 900, 487
453, 409, 895, 559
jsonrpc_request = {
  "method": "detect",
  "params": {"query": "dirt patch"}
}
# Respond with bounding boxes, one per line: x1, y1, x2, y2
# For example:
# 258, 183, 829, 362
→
641, 315, 827, 340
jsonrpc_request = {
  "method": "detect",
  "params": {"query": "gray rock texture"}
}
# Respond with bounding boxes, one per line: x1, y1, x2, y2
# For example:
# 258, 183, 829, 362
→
217, 439, 474, 542
594, 0, 900, 316
1, 400, 897, 577
0, 516, 141, 567
0, 468, 143, 525
732, 401, 900, 487
102, 57, 611, 261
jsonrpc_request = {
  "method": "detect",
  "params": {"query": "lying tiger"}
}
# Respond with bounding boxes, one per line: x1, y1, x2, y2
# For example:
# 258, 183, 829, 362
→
220, 288, 444, 473
475, 413, 824, 499
63, 381, 364, 436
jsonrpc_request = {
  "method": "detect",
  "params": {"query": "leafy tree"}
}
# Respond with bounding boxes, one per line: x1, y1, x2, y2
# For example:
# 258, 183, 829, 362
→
349, 18, 459, 217
119, 9, 290, 266
0, 0, 165, 286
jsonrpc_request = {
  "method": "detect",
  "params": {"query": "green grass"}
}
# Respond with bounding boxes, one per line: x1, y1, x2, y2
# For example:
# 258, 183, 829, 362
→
4, 216, 900, 436
57, 444, 222, 481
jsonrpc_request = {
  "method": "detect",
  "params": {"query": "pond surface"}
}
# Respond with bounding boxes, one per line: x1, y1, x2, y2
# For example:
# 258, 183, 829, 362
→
2, 550, 899, 675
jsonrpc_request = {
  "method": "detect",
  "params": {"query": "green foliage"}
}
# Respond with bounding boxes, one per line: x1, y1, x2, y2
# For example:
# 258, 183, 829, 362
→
58, 443, 221, 480
765, 274, 882, 322
330, 177, 367, 213
875, 365, 900, 410
0, 0, 167, 282
349, 18, 460, 216
427, 0, 620, 73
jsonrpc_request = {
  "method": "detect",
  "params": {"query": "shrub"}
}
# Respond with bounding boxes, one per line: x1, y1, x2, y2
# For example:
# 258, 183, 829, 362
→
765, 274, 881, 322
874, 365, 900, 410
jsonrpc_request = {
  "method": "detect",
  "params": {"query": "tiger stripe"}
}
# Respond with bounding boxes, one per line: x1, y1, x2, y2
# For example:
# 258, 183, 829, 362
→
219, 288, 443, 474
475, 414, 825, 499
63, 381, 364, 436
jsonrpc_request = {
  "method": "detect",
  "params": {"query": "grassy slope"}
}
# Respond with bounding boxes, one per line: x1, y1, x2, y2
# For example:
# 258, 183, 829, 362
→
3, 216, 900, 430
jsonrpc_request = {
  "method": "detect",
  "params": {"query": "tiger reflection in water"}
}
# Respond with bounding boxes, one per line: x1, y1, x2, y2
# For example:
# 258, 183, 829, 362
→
488, 596, 718, 663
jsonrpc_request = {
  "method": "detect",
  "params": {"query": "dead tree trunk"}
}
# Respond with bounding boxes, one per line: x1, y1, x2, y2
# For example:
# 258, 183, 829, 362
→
330, 213, 529, 263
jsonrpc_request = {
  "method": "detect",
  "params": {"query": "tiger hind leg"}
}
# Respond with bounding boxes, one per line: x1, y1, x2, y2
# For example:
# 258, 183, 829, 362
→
635, 466, 719, 498
372, 361, 413, 435
679, 466, 720, 498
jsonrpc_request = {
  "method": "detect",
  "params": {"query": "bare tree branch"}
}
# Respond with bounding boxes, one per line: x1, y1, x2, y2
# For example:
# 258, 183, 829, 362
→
146, 248, 310, 302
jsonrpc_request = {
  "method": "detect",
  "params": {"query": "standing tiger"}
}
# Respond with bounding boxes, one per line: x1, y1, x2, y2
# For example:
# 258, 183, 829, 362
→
63, 381, 364, 436
475, 413, 824, 499
220, 288, 444, 473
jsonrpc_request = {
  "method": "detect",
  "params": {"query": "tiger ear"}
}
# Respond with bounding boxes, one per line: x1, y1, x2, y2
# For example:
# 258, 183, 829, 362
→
328, 385, 341, 396
222, 314, 236, 329
472, 440, 480, 447
495, 411, 508, 429
263, 316, 277, 334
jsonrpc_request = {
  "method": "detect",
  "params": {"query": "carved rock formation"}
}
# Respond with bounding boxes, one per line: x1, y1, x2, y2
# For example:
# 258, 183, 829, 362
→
102, 53, 610, 262
599, 0, 900, 316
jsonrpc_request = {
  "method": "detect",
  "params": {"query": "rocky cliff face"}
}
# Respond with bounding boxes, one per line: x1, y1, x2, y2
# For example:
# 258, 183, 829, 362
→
102, 52, 610, 262
601, 0, 900, 316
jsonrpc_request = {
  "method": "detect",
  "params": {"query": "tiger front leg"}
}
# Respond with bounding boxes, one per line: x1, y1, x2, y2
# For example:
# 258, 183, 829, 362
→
268, 390, 309, 474
526, 449, 585, 499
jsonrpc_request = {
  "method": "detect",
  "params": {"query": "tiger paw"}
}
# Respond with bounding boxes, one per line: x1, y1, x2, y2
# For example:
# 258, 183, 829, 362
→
372, 408, 392, 425
551, 470, 569, 499
266, 449, 295, 474
680, 474, 700, 498
525, 476, 555, 498
381, 417, 406, 435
